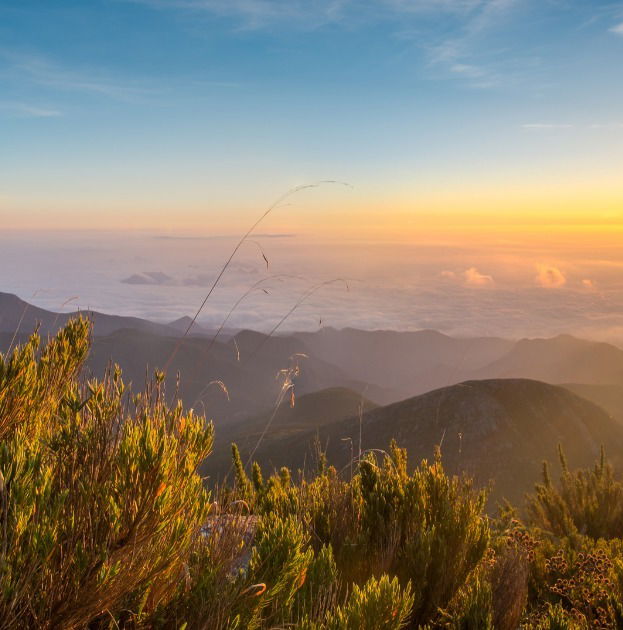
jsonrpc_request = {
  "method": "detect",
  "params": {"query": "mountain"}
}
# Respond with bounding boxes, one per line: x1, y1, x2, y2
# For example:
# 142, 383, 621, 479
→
203, 387, 378, 480
0, 291, 177, 337
476, 335, 623, 385
79, 328, 392, 427
244, 379, 623, 505
294, 327, 514, 395
295, 328, 623, 398
167, 316, 212, 336
0, 295, 397, 427
563, 383, 623, 423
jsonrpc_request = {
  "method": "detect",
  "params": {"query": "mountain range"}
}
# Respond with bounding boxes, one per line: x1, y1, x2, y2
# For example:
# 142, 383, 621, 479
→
3, 290, 623, 504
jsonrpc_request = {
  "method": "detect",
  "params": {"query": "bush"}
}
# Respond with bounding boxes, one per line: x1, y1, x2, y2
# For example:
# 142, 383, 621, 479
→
527, 446, 623, 540
300, 575, 414, 630
0, 319, 213, 628
356, 443, 490, 626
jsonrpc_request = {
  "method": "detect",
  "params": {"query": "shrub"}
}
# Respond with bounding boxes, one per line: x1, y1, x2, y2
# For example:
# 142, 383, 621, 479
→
0, 319, 214, 628
234, 513, 313, 629
300, 575, 414, 630
527, 446, 623, 540
356, 443, 490, 626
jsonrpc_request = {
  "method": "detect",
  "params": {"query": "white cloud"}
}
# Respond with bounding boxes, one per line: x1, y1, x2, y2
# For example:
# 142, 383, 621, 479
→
126, 0, 351, 28
1, 51, 156, 102
463, 267, 494, 287
0, 102, 62, 118
522, 123, 573, 130
610, 22, 623, 35
588, 122, 623, 130
450, 63, 486, 78
127, 0, 526, 89
535, 264, 566, 288
129, 0, 512, 31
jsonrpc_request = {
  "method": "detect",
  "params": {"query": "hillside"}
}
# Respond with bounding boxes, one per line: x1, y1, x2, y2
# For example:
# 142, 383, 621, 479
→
203, 387, 378, 479
247, 379, 623, 505
84, 328, 390, 427
295, 328, 623, 397
476, 334, 623, 385
563, 383, 623, 423
0, 291, 179, 338
294, 327, 514, 395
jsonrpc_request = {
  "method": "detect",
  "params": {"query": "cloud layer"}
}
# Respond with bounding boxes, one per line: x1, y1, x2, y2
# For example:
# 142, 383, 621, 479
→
4, 231, 623, 346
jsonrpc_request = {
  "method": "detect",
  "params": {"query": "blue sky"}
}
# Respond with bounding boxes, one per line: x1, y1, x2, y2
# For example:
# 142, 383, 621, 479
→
1, 0, 623, 231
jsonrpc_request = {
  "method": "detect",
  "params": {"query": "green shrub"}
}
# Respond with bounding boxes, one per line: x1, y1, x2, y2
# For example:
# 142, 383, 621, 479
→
356, 443, 490, 626
527, 446, 623, 540
300, 574, 413, 630
0, 319, 213, 628
235, 513, 313, 629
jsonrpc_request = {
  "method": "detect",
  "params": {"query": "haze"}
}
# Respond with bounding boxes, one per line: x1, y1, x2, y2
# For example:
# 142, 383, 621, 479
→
2, 0, 623, 340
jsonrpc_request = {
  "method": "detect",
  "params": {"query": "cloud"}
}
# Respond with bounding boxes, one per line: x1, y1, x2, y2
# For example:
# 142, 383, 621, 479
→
128, 0, 528, 89
522, 123, 623, 131
582, 279, 596, 291
441, 270, 457, 279
126, 0, 351, 28
587, 123, 623, 130
121, 265, 259, 287
535, 265, 566, 288
440, 267, 494, 286
422, 0, 521, 88
450, 63, 486, 78
0, 101, 62, 118
522, 123, 573, 130
130, 0, 514, 33
610, 22, 623, 35
121, 271, 176, 285
463, 267, 494, 287
1, 50, 156, 102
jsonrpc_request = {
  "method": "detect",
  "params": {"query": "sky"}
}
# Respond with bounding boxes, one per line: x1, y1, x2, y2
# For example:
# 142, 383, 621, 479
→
1, 1, 623, 339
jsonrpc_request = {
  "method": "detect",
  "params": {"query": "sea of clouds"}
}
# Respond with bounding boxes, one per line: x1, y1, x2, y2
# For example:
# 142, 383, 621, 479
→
2, 230, 623, 345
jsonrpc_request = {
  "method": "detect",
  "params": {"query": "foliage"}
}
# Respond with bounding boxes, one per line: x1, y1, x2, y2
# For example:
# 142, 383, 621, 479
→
527, 446, 623, 540
5, 319, 623, 628
0, 318, 214, 629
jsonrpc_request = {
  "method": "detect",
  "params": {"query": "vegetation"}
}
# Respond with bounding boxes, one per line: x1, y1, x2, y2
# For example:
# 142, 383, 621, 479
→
2, 318, 623, 628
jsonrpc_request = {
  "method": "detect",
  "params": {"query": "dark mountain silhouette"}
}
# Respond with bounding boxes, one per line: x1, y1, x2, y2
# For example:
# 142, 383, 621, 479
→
81, 328, 391, 427
247, 379, 623, 505
0, 291, 177, 337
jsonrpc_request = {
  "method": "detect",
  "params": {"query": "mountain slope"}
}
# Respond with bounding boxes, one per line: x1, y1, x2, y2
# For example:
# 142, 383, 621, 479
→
476, 335, 623, 385
248, 379, 623, 505
204, 387, 378, 479
563, 383, 623, 423
0, 291, 177, 337
83, 328, 392, 427
294, 327, 514, 395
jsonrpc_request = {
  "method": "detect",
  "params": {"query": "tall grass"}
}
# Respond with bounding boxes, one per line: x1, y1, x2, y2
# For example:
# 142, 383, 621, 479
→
163, 181, 350, 372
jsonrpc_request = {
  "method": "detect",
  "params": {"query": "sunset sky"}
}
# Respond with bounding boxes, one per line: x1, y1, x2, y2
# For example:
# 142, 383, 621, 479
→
2, 0, 623, 232
2, 1, 623, 339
